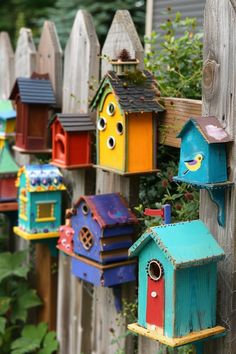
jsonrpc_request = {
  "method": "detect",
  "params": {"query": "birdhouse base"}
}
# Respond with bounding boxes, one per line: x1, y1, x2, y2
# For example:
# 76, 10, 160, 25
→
0, 201, 18, 212
13, 226, 59, 240
51, 161, 93, 170
94, 164, 160, 176
127, 323, 225, 347
57, 247, 136, 286
173, 177, 234, 227
13, 146, 52, 154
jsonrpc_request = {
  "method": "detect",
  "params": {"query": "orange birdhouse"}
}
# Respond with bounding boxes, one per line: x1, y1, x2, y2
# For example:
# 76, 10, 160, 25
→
90, 49, 164, 175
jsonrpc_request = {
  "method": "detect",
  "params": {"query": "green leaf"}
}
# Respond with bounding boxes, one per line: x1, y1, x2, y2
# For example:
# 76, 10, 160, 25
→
22, 323, 48, 342
0, 316, 6, 335
0, 296, 11, 315
0, 251, 29, 283
38, 331, 59, 354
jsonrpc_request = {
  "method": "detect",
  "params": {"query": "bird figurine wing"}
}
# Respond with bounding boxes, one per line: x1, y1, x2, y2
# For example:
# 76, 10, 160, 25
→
183, 153, 204, 174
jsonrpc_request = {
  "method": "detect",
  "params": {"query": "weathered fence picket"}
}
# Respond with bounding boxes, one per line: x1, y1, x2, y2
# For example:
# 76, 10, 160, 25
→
201, 1, 236, 353
15, 28, 36, 78
0, 32, 14, 99
57, 10, 99, 354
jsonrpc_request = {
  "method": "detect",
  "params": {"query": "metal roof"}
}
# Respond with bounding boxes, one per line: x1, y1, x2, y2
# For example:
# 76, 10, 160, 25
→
10, 77, 56, 105
129, 220, 225, 269
52, 113, 95, 132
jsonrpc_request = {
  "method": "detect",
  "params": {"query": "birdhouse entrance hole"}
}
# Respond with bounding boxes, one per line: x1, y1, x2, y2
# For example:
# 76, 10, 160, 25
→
148, 260, 163, 281
116, 122, 124, 135
79, 227, 94, 250
107, 136, 116, 149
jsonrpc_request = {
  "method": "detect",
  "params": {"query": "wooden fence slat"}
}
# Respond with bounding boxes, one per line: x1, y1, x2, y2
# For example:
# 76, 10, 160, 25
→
15, 28, 36, 78
37, 21, 63, 107
202, 1, 236, 353
57, 10, 99, 354
0, 32, 14, 99
91, 10, 144, 354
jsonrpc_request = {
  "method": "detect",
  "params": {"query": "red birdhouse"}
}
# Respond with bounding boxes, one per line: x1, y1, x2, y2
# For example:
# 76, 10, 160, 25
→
9, 73, 56, 153
50, 113, 95, 169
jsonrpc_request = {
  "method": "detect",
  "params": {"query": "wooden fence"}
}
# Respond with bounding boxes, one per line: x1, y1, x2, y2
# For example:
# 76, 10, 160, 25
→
0, 2, 235, 354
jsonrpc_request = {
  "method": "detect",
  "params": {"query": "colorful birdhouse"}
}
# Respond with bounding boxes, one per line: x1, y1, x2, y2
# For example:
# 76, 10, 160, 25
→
90, 50, 164, 175
128, 220, 225, 347
13, 164, 66, 240
9, 73, 56, 153
0, 100, 16, 138
65, 193, 138, 286
175, 116, 232, 184
0, 140, 19, 202
50, 113, 95, 169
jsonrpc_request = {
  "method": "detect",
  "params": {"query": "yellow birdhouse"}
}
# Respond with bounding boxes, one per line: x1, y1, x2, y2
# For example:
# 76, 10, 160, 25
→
90, 49, 164, 175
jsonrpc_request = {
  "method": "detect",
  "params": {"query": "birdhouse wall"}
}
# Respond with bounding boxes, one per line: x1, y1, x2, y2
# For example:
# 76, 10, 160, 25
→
97, 91, 126, 172
51, 120, 68, 165
26, 104, 49, 150
18, 190, 31, 232
127, 112, 155, 173
137, 239, 175, 338
71, 257, 136, 287
72, 203, 102, 262
174, 262, 217, 337
15, 100, 27, 149
67, 131, 92, 166
178, 126, 228, 183
103, 225, 135, 237
0, 176, 17, 201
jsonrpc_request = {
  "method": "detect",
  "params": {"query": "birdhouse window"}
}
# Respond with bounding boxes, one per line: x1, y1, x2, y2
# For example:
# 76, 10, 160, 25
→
82, 203, 89, 215
98, 117, 107, 131
107, 103, 116, 116
79, 227, 94, 250
36, 202, 56, 222
147, 260, 164, 281
116, 122, 124, 135
19, 189, 28, 220
107, 136, 116, 149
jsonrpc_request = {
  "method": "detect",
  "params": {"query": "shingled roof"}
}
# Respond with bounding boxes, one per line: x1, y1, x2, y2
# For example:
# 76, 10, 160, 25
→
90, 70, 164, 113
10, 77, 56, 105
51, 113, 95, 132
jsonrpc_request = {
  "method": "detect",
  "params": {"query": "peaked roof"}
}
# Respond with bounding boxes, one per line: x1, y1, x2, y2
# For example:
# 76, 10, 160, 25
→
16, 164, 66, 192
75, 193, 138, 229
90, 70, 164, 114
0, 141, 19, 175
129, 220, 225, 269
177, 116, 232, 143
10, 77, 56, 105
50, 113, 95, 132
0, 100, 16, 120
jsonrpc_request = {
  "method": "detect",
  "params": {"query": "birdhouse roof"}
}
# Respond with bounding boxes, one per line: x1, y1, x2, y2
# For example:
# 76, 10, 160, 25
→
9, 77, 56, 105
129, 220, 225, 269
177, 116, 232, 144
0, 100, 16, 120
16, 164, 66, 192
50, 113, 95, 132
0, 141, 19, 175
75, 193, 138, 229
90, 70, 164, 114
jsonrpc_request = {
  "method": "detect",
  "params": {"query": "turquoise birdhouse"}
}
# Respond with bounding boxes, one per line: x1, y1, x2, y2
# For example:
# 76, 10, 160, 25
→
176, 116, 232, 184
14, 164, 66, 240
128, 220, 225, 348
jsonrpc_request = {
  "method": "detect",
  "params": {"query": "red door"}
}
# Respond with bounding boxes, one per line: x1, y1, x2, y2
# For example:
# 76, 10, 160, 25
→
146, 260, 164, 331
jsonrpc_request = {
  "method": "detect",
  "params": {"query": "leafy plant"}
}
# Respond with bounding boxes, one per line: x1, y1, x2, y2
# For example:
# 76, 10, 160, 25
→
144, 8, 203, 99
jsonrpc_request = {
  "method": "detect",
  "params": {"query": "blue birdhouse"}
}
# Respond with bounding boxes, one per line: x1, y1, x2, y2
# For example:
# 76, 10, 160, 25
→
176, 116, 232, 184
68, 193, 138, 287
13, 164, 66, 240
128, 220, 225, 347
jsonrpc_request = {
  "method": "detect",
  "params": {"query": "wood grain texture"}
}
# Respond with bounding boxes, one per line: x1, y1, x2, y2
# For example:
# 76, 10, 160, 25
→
63, 10, 100, 113
15, 28, 36, 78
201, 1, 236, 353
0, 32, 14, 99
92, 10, 143, 354
159, 97, 202, 148
57, 10, 99, 354
37, 21, 63, 107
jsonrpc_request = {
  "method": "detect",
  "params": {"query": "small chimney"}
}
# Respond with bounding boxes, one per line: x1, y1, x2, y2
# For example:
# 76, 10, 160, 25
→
110, 49, 139, 76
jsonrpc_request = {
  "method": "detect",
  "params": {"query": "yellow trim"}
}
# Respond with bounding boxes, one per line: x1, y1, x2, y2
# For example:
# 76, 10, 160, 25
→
13, 226, 59, 240
19, 196, 28, 202
35, 217, 56, 222
19, 214, 28, 221
127, 323, 225, 347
